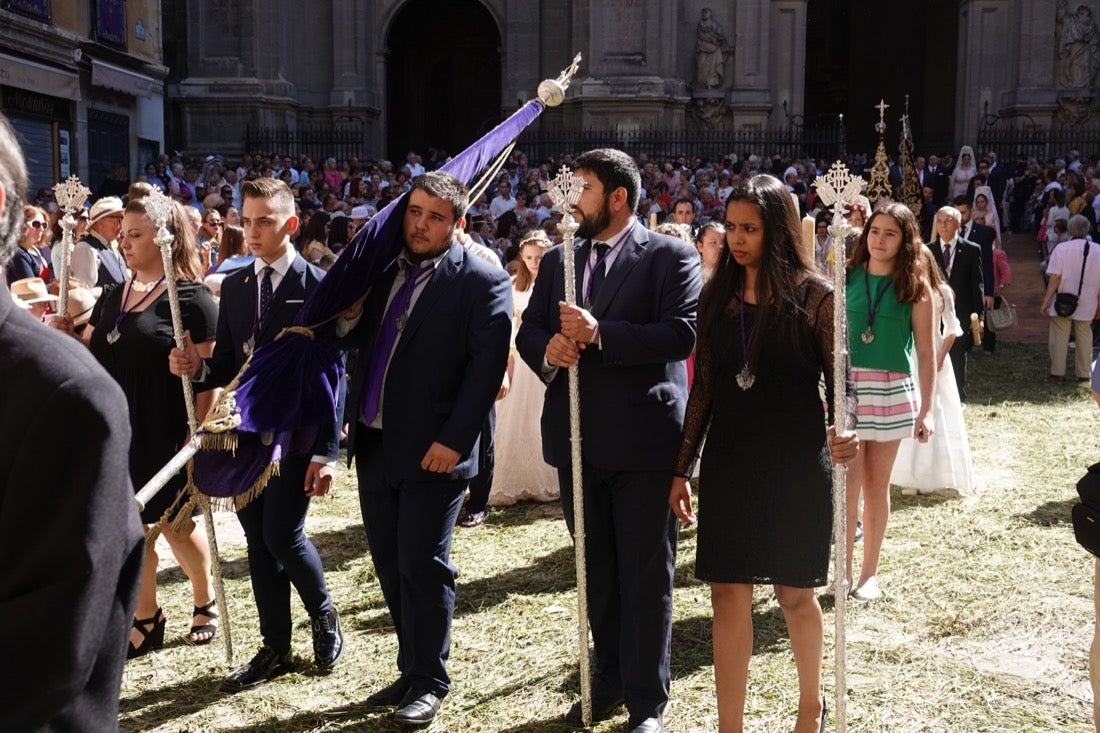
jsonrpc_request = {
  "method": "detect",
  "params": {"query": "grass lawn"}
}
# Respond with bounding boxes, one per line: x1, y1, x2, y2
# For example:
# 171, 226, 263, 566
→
121, 341, 1099, 732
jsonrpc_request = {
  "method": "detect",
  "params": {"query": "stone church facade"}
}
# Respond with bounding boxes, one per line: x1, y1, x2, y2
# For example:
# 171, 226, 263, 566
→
2, 0, 1098, 194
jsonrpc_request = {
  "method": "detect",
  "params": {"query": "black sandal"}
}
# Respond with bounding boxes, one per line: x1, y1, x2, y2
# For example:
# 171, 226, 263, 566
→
187, 600, 218, 646
128, 608, 166, 659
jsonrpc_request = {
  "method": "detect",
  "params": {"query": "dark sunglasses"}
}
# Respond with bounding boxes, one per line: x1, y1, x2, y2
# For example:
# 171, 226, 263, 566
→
28, 220, 47, 230
205, 220, 224, 227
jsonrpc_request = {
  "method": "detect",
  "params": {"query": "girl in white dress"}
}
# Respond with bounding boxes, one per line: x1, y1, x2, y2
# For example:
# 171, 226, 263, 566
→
489, 230, 560, 505
891, 248, 975, 497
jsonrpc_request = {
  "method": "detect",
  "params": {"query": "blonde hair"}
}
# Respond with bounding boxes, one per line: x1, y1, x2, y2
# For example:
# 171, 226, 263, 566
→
241, 178, 296, 217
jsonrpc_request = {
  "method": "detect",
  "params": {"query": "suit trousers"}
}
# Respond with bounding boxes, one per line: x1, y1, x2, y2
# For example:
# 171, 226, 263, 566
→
354, 427, 467, 698
949, 332, 973, 403
236, 453, 334, 653
557, 462, 678, 723
466, 404, 496, 514
1048, 315, 1094, 378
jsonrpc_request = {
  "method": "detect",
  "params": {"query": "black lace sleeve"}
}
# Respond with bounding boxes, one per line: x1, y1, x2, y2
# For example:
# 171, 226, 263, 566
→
807, 281, 858, 431
674, 307, 720, 477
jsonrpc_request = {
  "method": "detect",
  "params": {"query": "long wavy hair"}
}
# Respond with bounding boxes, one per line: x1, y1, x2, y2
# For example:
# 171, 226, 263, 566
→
697, 174, 823, 371
123, 198, 204, 282
846, 202, 927, 303
513, 229, 551, 292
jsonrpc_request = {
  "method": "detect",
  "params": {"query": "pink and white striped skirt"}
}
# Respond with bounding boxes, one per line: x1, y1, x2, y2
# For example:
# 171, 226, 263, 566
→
852, 367, 918, 442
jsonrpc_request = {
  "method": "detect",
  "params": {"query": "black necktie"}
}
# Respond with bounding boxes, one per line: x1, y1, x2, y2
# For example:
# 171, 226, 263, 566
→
589, 242, 611, 304
961, 224, 970, 241
259, 266, 274, 318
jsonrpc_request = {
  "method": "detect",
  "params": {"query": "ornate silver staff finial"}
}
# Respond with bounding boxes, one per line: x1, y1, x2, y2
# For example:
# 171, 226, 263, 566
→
538, 53, 583, 107
53, 175, 90, 216
547, 164, 585, 213
145, 188, 175, 231
874, 98, 890, 134
814, 161, 861, 240
51, 175, 91, 318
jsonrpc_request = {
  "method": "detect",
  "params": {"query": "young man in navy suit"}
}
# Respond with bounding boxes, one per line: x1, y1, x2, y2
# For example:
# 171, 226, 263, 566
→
170, 178, 344, 692
517, 148, 702, 733
340, 171, 512, 726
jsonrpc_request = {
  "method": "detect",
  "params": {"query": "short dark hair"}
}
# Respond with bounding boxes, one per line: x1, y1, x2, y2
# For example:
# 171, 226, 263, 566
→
242, 178, 296, 216
571, 148, 641, 212
0, 113, 28, 266
410, 170, 469, 222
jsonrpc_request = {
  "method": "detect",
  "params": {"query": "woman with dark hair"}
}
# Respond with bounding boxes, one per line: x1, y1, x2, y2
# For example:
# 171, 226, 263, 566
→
326, 213, 354, 253
844, 202, 936, 602
669, 175, 857, 733
53, 197, 220, 657
299, 209, 335, 264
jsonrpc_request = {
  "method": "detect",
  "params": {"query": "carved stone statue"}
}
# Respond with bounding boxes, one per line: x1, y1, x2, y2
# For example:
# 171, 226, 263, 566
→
1057, 1, 1100, 88
694, 8, 733, 89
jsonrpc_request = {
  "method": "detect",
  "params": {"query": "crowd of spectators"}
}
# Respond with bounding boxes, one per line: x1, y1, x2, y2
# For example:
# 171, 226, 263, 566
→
12, 143, 1100, 296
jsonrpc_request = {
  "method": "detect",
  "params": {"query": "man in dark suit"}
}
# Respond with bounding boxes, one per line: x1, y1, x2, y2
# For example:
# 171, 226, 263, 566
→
517, 148, 702, 733
926, 154, 948, 206
0, 112, 145, 732
986, 150, 1009, 219
340, 171, 512, 727
171, 178, 344, 692
955, 196, 998, 353
930, 204, 986, 402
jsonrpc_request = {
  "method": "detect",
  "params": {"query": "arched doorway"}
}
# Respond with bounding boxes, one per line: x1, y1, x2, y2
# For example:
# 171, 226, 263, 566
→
804, 0, 958, 156
385, 0, 502, 162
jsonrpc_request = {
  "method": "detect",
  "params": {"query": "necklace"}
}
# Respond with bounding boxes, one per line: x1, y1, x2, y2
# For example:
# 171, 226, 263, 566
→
736, 279, 757, 390
130, 276, 163, 292
861, 267, 893, 344
106, 275, 166, 344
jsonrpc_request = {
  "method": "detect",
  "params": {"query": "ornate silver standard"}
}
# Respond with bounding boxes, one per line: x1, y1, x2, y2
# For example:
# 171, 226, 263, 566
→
547, 164, 593, 729
144, 189, 234, 664
813, 160, 860, 733
52, 175, 91, 318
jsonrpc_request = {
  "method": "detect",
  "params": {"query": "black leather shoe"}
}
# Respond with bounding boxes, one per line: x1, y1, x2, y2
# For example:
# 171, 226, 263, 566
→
311, 607, 344, 671
365, 676, 410, 707
628, 717, 664, 733
219, 646, 290, 693
393, 691, 442, 726
564, 694, 624, 727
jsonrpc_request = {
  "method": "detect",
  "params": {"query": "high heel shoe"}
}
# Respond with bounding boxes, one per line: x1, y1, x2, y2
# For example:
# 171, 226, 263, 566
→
187, 600, 218, 646
128, 608, 166, 659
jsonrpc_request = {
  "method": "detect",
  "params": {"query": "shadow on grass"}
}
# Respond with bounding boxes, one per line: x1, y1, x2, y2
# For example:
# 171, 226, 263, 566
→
1017, 498, 1075, 527
157, 524, 371, 585
208, 704, 401, 733
119, 672, 232, 731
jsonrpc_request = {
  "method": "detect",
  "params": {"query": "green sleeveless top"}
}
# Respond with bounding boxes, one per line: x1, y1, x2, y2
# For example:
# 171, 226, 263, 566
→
846, 264, 915, 374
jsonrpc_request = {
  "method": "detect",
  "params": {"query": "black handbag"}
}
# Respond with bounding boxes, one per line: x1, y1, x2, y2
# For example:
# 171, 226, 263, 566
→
1072, 462, 1100, 557
1054, 240, 1090, 317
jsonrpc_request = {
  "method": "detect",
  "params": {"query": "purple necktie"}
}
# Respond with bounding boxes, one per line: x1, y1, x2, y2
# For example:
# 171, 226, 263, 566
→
942, 243, 951, 269
360, 264, 432, 424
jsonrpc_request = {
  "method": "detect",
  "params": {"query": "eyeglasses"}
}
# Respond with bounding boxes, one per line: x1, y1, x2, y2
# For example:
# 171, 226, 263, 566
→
205, 220, 224, 227
28, 221, 47, 230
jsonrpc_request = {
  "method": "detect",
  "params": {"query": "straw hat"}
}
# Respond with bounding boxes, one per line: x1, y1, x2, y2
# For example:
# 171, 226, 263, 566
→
66, 287, 96, 326
87, 196, 124, 225
10, 277, 59, 304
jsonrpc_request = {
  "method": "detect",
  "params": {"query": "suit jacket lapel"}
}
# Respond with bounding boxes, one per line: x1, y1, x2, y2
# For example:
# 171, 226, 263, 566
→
591, 225, 646, 318
574, 240, 588, 302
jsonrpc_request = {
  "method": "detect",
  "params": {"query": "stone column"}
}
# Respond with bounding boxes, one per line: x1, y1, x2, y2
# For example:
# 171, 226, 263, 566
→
998, 0, 1060, 125
729, 0, 773, 127
769, 0, 807, 123
956, 0, 1013, 140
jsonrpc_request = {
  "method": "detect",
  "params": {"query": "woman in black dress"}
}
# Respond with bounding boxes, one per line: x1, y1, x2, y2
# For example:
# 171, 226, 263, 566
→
66, 198, 219, 657
669, 175, 858, 733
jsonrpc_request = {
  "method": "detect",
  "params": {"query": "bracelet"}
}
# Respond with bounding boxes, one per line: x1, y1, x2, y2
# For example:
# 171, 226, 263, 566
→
589, 323, 599, 345
673, 472, 690, 479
